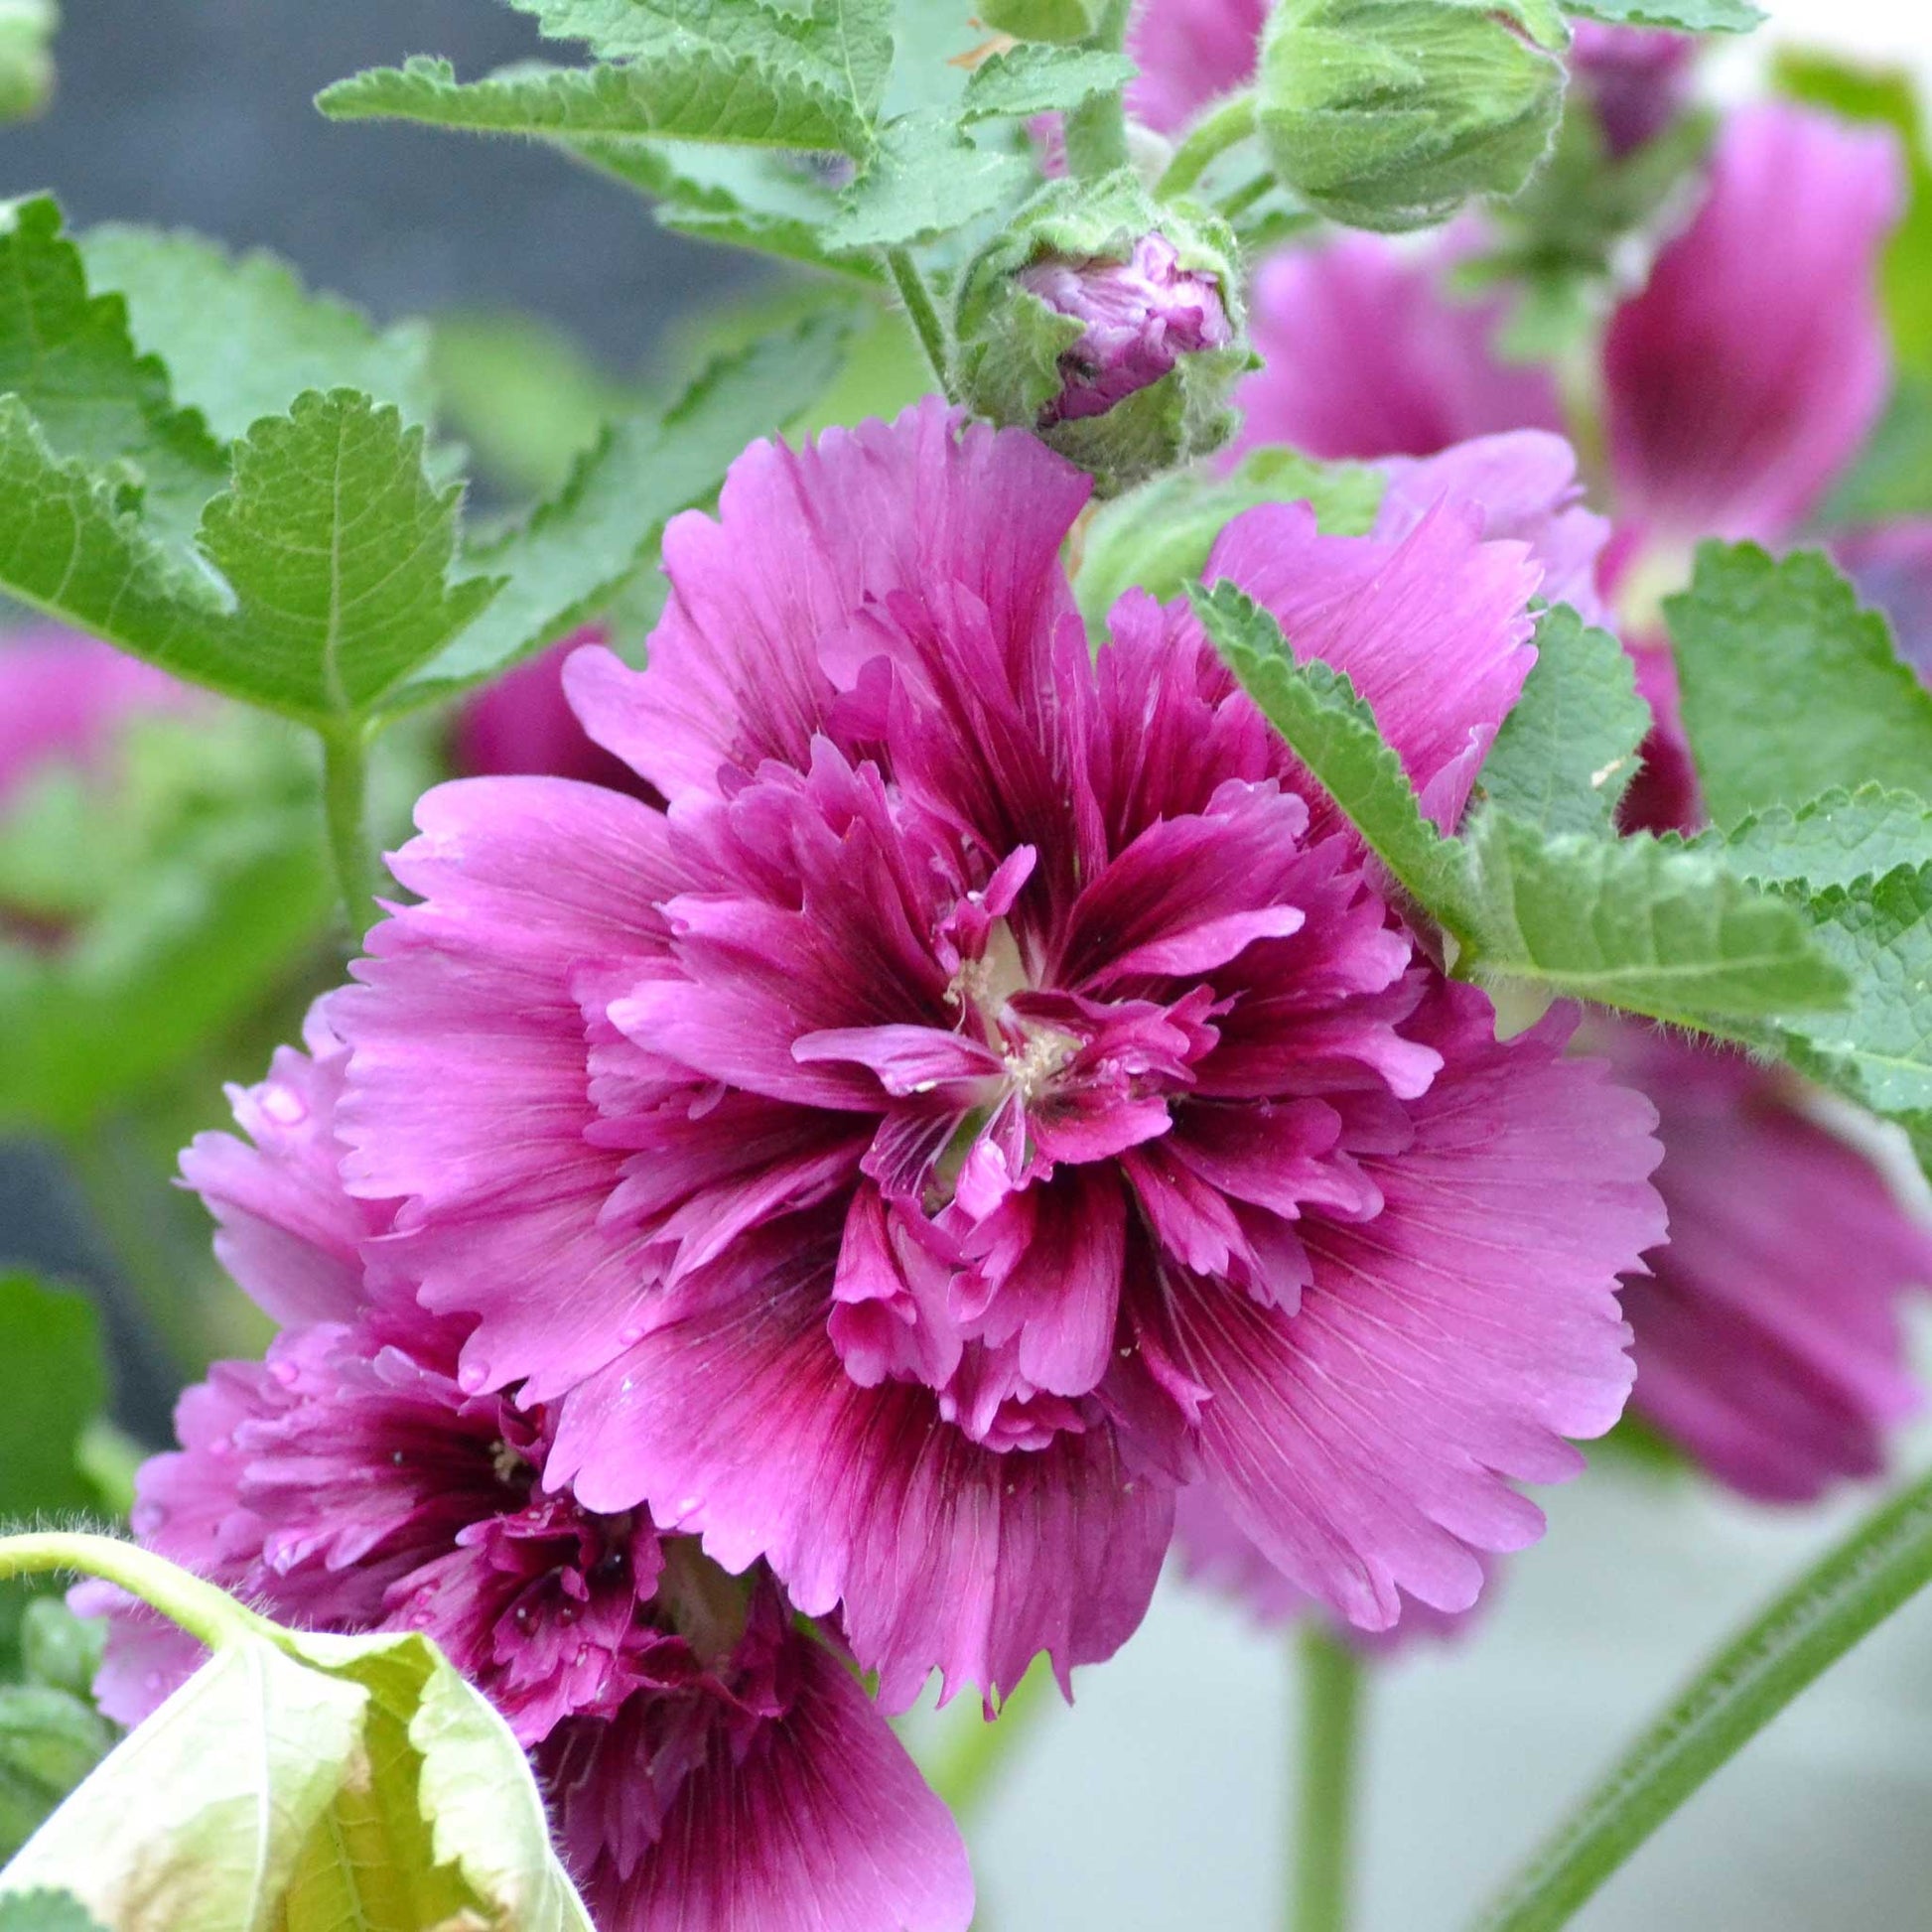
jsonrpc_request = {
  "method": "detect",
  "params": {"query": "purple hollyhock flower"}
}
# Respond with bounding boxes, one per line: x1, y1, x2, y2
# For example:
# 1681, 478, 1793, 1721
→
454, 627, 659, 799
1568, 22, 1697, 159
0, 626, 188, 809
1017, 234, 1234, 426
1603, 103, 1902, 550
332, 398, 1663, 1699
1228, 99, 1932, 1518
89, 1005, 973, 1932
1234, 233, 1564, 467
1587, 1024, 1932, 1502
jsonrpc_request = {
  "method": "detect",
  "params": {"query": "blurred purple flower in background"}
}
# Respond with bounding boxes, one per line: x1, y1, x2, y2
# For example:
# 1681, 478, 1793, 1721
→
0, 627, 188, 809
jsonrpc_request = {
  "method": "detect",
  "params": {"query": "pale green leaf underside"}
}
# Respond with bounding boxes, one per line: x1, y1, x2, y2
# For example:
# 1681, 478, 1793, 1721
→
1563, 0, 1762, 28
78, 223, 436, 443
1666, 542, 1932, 829
958, 44, 1138, 120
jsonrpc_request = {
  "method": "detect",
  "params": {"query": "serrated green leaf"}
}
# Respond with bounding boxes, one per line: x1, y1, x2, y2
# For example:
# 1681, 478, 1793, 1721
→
78, 225, 434, 443
1475, 603, 1648, 837
574, 137, 880, 282
1772, 865, 1932, 1124
1194, 580, 1841, 1032
1460, 814, 1848, 1032
1192, 581, 1472, 907
501, 0, 894, 154
823, 110, 1033, 250
1666, 543, 1932, 829
0, 1892, 104, 1932
959, 44, 1137, 121
0, 198, 225, 549
1078, 448, 1382, 625
394, 311, 853, 704
0, 1690, 112, 1864
1563, 0, 1760, 26
0, 1277, 103, 1520
976, 0, 1103, 46
1720, 786, 1932, 894
0, 1, 57, 124
192, 392, 499, 722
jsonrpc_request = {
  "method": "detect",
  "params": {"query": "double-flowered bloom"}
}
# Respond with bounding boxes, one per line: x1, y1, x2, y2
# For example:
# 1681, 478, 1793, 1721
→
332, 395, 1663, 1688
95, 1009, 974, 1932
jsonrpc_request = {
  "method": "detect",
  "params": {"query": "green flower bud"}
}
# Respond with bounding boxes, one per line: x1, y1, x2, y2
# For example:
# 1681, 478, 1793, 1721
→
954, 174, 1251, 496
1257, 0, 1571, 233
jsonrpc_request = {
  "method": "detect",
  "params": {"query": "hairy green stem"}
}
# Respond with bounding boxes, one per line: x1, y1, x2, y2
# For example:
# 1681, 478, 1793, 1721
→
1471, 1462, 1932, 1932
321, 723, 379, 941
0, 1531, 275, 1657
920, 1653, 1055, 1821
1292, 1627, 1362, 1932
884, 248, 954, 400
1062, 0, 1133, 179
1158, 90, 1257, 199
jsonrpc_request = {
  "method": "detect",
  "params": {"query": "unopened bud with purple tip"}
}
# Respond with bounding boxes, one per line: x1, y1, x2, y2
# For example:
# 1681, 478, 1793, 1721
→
956, 174, 1249, 495
1018, 234, 1235, 426
1570, 23, 1698, 158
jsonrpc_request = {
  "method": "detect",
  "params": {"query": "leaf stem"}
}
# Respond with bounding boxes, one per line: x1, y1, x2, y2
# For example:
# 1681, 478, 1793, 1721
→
1062, 0, 1133, 179
884, 248, 955, 400
1292, 1626, 1362, 1932
1158, 91, 1258, 199
1470, 1461, 1932, 1932
320, 723, 379, 941
0, 1531, 276, 1656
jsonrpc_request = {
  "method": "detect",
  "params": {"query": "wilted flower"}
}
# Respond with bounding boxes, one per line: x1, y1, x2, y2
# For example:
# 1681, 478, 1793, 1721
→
331, 398, 1663, 1702
90, 1007, 974, 1932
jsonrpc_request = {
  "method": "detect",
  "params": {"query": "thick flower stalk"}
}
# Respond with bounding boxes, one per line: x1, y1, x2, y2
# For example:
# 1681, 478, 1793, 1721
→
330, 398, 1664, 1703
88, 1008, 974, 1932
1226, 98, 1932, 1521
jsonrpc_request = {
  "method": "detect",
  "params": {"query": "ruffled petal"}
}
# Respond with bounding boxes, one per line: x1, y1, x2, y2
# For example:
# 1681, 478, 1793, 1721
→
568, 398, 1091, 803
577, 1641, 973, 1932
335, 776, 681, 1400
1152, 980, 1662, 1630
1199, 498, 1542, 830
546, 1226, 1172, 1710
178, 1002, 384, 1326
